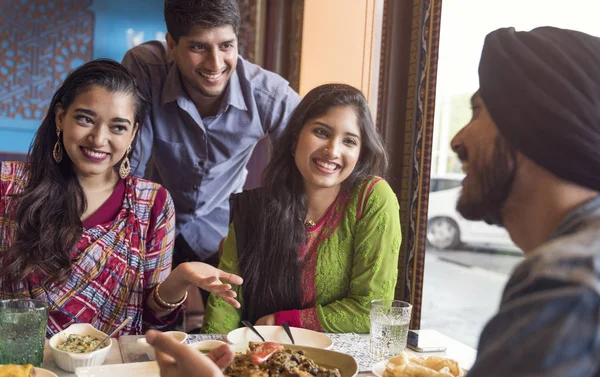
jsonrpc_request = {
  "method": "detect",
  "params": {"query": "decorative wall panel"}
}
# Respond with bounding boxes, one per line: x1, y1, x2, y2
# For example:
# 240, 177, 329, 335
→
0, 0, 94, 120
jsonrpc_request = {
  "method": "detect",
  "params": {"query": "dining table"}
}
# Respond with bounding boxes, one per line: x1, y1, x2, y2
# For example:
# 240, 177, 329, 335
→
41, 330, 477, 377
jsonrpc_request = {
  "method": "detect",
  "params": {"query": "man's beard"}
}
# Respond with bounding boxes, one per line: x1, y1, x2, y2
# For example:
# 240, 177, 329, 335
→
456, 135, 517, 226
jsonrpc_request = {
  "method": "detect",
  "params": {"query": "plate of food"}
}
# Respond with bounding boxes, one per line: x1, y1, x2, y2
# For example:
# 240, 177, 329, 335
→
227, 325, 333, 349
372, 352, 466, 377
0, 365, 58, 377
48, 323, 112, 372
226, 342, 358, 377
76, 341, 357, 377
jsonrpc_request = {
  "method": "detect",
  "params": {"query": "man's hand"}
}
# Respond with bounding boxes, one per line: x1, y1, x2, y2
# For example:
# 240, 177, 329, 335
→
146, 330, 234, 377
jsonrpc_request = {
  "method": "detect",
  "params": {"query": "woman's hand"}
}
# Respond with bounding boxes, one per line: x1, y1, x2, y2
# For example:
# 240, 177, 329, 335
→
175, 262, 243, 308
255, 314, 276, 326
147, 330, 233, 377
157, 262, 243, 311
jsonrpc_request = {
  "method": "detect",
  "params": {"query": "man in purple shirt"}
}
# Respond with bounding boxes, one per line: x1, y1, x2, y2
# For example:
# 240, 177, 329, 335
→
122, 0, 301, 274
453, 27, 600, 376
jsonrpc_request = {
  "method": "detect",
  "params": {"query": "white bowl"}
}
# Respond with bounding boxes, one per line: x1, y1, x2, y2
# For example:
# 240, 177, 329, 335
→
137, 331, 187, 360
48, 323, 112, 372
187, 339, 228, 354
227, 325, 333, 349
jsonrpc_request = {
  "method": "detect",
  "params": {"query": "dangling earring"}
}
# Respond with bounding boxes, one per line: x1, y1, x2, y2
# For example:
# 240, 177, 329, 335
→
53, 128, 63, 163
119, 145, 131, 179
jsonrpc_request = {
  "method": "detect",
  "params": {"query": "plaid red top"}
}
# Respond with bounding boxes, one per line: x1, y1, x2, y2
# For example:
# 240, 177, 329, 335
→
0, 162, 178, 337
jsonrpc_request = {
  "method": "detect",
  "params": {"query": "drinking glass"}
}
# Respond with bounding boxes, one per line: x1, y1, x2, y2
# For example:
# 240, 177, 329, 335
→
0, 299, 48, 366
370, 299, 412, 362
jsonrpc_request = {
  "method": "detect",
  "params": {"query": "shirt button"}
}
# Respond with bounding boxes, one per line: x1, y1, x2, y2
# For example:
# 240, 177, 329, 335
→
192, 185, 199, 191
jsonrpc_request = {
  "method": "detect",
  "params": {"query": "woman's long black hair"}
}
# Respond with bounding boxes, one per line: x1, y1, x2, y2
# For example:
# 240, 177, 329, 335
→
238, 83, 389, 323
0, 59, 148, 286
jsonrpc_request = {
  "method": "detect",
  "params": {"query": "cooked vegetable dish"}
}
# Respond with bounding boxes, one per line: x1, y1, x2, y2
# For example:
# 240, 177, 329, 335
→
56, 334, 102, 353
225, 342, 341, 377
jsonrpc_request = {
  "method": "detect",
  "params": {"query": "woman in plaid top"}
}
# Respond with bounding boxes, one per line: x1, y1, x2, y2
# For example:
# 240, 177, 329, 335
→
0, 60, 242, 337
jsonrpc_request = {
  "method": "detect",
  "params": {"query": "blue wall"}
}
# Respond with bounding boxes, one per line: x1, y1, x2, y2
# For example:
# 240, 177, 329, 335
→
91, 0, 166, 61
0, 0, 165, 153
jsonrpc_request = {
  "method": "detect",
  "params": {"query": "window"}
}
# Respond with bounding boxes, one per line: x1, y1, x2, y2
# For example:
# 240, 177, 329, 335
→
430, 177, 463, 193
422, 0, 600, 348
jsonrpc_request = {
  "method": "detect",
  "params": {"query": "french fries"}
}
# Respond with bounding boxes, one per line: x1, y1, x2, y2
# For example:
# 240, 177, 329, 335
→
383, 352, 465, 377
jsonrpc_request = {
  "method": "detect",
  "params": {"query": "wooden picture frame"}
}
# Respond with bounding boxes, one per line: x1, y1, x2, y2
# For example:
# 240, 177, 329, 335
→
377, 0, 442, 328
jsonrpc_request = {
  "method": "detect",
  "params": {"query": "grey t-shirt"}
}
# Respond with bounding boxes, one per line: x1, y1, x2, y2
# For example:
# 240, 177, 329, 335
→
468, 196, 600, 377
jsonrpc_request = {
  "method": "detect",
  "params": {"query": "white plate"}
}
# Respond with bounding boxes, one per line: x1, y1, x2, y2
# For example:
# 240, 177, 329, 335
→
372, 352, 431, 377
75, 361, 159, 377
35, 368, 59, 377
372, 360, 387, 377
75, 346, 353, 377
227, 325, 333, 349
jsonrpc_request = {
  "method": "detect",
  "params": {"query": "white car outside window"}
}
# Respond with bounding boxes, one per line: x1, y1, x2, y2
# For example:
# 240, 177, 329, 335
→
426, 175, 519, 251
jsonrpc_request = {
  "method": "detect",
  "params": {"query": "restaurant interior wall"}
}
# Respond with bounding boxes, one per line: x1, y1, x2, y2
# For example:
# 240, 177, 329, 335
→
299, 0, 383, 115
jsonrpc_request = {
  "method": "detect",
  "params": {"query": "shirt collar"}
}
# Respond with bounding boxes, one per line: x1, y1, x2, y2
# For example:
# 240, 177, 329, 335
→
220, 69, 247, 112
161, 62, 183, 105
552, 195, 600, 239
161, 60, 248, 112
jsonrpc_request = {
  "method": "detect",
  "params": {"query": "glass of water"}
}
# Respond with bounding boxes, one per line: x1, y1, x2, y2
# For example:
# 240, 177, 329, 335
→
0, 299, 48, 366
370, 299, 412, 362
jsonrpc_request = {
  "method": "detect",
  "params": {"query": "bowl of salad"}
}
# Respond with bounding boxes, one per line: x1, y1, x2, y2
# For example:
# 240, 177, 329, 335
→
48, 323, 112, 372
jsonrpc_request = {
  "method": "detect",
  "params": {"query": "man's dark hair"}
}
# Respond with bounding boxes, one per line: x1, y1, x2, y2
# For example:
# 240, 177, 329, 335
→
164, 0, 241, 42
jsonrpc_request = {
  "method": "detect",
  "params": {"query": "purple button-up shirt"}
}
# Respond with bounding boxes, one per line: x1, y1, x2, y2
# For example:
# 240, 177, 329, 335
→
122, 41, 300, 259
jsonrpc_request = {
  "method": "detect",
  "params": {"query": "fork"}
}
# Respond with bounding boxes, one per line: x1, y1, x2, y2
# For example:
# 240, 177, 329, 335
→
93, 317, 132, 351
242, 320, 266, 342
281, 322, 295, 344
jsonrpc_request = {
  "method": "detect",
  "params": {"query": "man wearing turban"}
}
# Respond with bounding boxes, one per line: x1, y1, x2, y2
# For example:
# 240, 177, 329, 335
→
452, 26, 600, 376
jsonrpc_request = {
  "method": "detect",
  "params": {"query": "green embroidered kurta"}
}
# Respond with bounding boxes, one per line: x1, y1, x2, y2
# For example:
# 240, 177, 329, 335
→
202, 177, 401, 333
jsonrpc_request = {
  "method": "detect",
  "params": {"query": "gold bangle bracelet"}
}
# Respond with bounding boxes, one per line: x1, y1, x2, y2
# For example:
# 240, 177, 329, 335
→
153, 282, 188, 309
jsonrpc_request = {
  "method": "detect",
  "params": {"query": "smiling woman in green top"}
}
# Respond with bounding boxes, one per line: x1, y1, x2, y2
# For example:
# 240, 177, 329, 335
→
202, 83, 402, 333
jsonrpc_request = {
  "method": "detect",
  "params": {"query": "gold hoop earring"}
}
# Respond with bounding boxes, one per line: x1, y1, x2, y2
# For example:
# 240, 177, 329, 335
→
119, 145, 131, 179
53, 128, 63, 163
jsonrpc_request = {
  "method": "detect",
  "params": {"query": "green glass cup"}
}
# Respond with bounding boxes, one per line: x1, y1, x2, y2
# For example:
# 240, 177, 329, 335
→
0, 299, 48, 366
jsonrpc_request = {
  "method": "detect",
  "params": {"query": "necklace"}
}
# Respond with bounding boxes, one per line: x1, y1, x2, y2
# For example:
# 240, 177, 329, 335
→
304, 219, 317, 229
